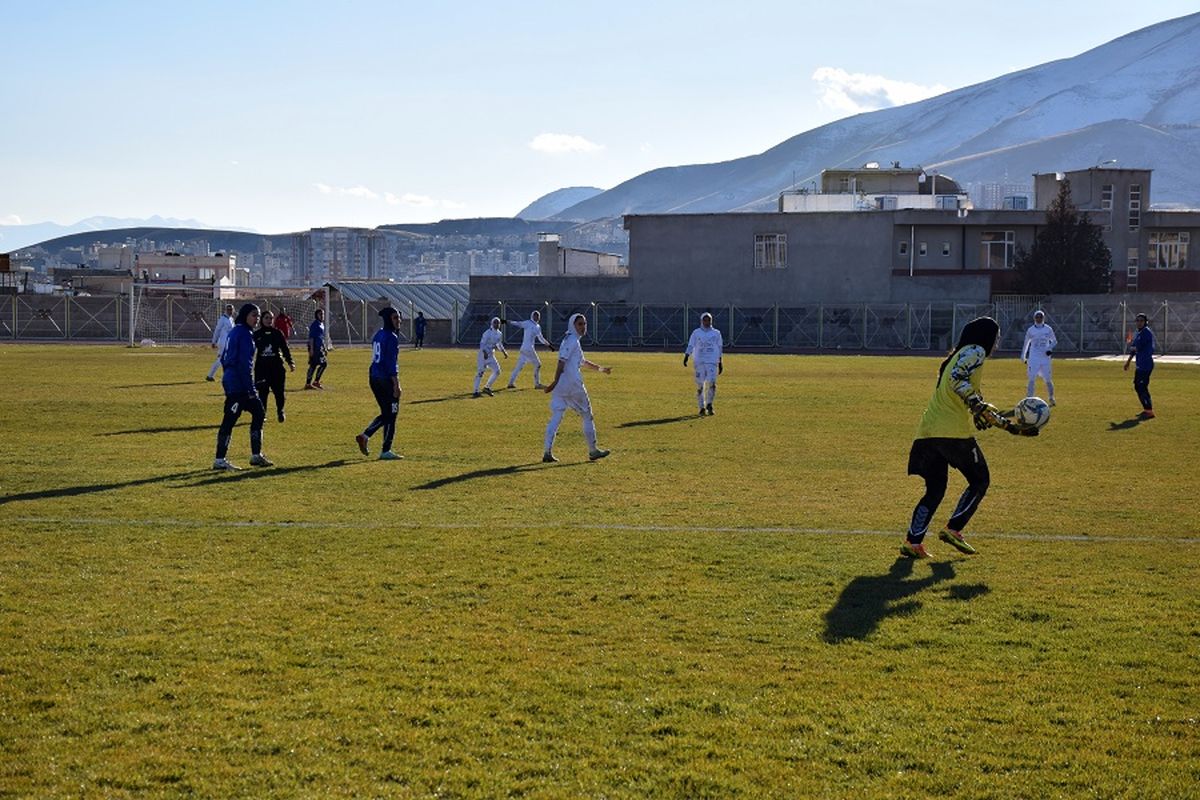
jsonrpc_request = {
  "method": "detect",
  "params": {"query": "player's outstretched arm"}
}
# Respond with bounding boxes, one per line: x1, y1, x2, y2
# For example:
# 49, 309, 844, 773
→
582, 358, 611, 375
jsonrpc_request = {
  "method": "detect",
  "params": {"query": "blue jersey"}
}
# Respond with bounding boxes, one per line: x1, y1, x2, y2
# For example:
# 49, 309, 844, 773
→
370, 328, 399, 380
308, 319, 325, 349
414, 316, 427, 335
221, 324, 258, 396
1130, 326, 1155, 371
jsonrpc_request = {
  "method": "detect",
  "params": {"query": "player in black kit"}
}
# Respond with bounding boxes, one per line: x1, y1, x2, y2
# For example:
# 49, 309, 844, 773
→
254, 309, 295, 422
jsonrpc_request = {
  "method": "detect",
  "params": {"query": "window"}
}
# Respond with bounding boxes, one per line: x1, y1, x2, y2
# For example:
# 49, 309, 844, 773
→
981, 231, 1016, 269
1002, 195, 1029, 210
838, 177, 850, 193
754, 234, 787, 269
876, 196, 898, 210
935, 195, 958, 210
918, 242, 928, 257
1129, 184, 1142, 231
942, 242, 952, 257
1101, 184, 1113, 210
1148, 232, 1189, 269
898, 241, 909, 256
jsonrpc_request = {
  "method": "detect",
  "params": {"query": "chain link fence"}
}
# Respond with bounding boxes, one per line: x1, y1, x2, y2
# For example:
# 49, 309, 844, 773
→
453, 300, 1200, 354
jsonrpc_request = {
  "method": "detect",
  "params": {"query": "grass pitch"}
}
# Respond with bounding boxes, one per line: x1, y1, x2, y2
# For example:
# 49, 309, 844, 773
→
1, 344, 1197, 798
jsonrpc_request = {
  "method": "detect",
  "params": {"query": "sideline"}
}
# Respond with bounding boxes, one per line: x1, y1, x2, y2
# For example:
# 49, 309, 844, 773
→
14, 516, 1200, 544
1090, 354, 1200, 364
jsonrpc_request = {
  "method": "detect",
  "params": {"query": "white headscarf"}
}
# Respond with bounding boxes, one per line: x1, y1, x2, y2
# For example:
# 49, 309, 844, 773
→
566, 313, 586, 339
490, 316, 501, 328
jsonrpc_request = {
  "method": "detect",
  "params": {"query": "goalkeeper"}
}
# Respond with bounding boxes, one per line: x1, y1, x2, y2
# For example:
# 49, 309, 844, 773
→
902, 316, 1037, 559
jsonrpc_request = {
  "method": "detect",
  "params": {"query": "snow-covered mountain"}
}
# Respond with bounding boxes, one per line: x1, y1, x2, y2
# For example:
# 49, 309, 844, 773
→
554, 12, 1200, 220
0, 216, 254, 253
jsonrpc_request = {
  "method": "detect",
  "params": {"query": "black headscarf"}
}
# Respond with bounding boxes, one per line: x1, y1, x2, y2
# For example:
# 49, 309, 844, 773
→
235, 303, 259, 326
938, 316, 999, 379
379, 306, 398, 332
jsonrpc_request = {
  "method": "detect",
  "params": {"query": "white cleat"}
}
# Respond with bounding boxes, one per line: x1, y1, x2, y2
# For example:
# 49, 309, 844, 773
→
379, 451, 404, 461
588, 449, 611, 461
212, 458, 241, 471
249, 454, 274, 467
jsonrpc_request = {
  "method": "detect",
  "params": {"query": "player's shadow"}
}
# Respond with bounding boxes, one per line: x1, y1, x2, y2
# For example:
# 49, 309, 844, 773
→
0, 469, 212, 506
412, 461, 581, 490
408, 393, 479, 405
823, 559, 989, 643
184, 459, 351, 486
1108, 416, 1147, 431
114, 380, 201, 388
96, 424, 219, 436
617, 415, 697, 428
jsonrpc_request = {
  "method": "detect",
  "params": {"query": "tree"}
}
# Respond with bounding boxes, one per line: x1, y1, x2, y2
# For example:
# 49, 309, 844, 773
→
1013, 180, 1113, 294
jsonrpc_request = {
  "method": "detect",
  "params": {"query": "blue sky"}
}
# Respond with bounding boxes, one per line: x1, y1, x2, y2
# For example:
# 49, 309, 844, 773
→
1, 0, 1197, 233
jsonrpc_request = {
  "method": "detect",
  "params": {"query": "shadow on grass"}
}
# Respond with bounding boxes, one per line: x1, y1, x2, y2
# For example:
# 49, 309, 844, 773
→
113, 380, 202, 388
0, 470, 212, 506
96, 424, 219, 437
617, 415, 698, 428
185, 459, 351, 487
1108, 416, 1148, 431
823, 559, 989, 643
412, 461, 581, 491
408, 393, 479, 405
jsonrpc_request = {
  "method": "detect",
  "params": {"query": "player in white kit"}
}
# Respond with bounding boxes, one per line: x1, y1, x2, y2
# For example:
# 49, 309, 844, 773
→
543, 313, 612, 463
1021, 310, 1057, 406
684, 312, 724, 415
506, 310, 551, 389
205, 304, 236, 381
473, 317, 507, 397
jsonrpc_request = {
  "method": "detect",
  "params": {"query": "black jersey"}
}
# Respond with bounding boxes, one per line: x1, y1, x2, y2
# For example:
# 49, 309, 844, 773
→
254, 326, 294, 368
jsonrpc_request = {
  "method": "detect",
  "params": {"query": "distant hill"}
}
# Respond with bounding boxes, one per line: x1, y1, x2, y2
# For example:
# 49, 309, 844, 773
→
554, 12, 1200, 219
0, 215, 255, 253
516, 187, 604, 221
377, 217, 577, 237
25, 227, 292, 256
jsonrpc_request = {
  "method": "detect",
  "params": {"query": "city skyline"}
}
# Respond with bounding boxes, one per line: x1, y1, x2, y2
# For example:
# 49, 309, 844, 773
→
2, 1, 1197, 235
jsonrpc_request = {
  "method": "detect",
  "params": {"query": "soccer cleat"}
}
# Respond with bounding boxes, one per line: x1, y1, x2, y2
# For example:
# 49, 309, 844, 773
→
481, 387, 494, 396
900, 540, 931, 559
506, 383, 516, 390
379, 451, 404, 461
355, 433, 369, 456
249, 454, 274, 467
304, 383, 314, 390
588, 448, 611, 461
277, 411, 285, 423
472, 391, 481, 398
1048, 398, 1056, 407
212, 458, 241, 471
698, 409, 706, 417
706, 404, 714, 416
205, 375, 215, 382
542, 452, 558, 463
534, 383, 546, 389
939, 529, 977, 555
312, 381, 324, 389
1139, 409, 1156, 419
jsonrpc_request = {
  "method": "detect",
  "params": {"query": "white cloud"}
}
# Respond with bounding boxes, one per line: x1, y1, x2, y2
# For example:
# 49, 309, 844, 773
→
812, 67, 949, 113
0, 214, 22, 225
313, 182, 378, 199
385, 192, 437, 208
528, 132, 604, 155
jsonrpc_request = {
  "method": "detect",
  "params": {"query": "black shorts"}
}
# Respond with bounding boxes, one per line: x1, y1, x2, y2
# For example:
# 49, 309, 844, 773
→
907, 437, 988, 483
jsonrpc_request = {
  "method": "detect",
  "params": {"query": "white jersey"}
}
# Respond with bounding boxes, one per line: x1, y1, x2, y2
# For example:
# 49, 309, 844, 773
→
685, 327, 724, 365
1022, 323, 1057, 361
554, 334, 586, 393
478, 327, 505, 356
513, 319, 549, 351
212, 314, 234, 347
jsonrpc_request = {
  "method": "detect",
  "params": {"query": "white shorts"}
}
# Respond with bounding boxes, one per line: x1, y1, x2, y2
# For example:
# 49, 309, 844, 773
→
693, 363, 718, 386
550, 385, 592, 416
1026, 358, 1052, 381
477, 351, 500, 373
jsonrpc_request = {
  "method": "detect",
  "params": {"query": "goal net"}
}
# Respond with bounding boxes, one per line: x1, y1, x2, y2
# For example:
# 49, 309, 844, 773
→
131, 284, 227, 345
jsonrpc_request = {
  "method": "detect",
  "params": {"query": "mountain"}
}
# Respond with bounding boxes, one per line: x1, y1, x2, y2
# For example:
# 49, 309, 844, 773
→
554, 12, 1200, 220
516, 187, 604, 221
0, 215, 255, 253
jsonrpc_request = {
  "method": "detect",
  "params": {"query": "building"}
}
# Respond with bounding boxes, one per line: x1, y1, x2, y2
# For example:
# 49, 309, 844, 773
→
537, 233, 626, 277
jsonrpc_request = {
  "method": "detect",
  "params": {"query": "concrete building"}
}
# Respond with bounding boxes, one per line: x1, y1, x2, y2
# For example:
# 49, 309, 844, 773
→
537, 233, 626, 277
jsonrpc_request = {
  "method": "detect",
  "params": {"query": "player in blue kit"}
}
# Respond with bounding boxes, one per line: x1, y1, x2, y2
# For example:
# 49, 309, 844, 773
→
355, 307, 403, 460
213, 303, 272, 470
304, 308, 328, 389
1123, 312, 1156, 418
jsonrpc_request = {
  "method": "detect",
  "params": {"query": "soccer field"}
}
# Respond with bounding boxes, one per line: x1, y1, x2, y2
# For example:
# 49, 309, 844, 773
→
1, 344, 1197, 798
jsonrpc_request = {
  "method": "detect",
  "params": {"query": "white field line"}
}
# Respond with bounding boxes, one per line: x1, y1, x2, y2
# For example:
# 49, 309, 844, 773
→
14, 516, 1200, 544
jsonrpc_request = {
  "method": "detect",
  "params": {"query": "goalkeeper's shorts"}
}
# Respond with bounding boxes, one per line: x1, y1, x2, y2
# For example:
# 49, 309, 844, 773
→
907, 437, 988, 484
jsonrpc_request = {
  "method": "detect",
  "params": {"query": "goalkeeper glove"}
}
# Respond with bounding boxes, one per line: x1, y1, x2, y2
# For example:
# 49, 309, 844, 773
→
998, 416, 1040, 436
1045, 350, 1053, 356
967, 395, 1000, 431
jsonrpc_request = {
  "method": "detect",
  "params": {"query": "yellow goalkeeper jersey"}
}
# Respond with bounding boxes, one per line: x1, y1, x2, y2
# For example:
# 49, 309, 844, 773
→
915, 344, 986, 440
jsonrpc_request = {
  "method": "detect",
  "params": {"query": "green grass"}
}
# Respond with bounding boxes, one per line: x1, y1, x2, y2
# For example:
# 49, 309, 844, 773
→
1, 344, 1197, 798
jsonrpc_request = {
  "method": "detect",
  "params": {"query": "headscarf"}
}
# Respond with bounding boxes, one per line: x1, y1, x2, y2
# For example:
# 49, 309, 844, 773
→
566, 313, 586, 339
938, 316, 999, 379
379, 306, 398, 331
701, 312, 713, 326
491, 316, 501, 328
235, 303, 259, 326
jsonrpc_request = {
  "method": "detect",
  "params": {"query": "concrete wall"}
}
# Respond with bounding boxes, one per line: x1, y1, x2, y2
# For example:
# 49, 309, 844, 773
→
470, 275, 633, 304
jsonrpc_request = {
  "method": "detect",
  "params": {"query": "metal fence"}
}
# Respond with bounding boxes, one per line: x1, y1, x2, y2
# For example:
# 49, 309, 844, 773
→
4, 294, 1199, 354
455, 300, 1200, 354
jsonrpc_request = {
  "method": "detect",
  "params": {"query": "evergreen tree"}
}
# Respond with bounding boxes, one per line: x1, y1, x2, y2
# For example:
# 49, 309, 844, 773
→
1014, 180, 1113, 294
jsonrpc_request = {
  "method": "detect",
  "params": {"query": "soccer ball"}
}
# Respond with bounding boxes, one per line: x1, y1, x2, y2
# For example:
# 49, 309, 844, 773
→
1015, 396, 1051, 429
